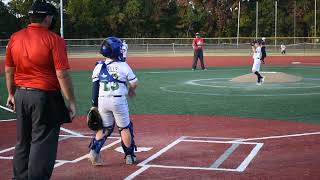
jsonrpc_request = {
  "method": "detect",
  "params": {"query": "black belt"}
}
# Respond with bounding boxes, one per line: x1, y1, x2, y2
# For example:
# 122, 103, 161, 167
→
17, 86, 38, 91
100, 95, 123, 98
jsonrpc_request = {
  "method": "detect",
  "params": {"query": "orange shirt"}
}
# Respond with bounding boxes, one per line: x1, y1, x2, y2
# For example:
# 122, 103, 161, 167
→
5, 23, 70, 91
192, 37, 204, 50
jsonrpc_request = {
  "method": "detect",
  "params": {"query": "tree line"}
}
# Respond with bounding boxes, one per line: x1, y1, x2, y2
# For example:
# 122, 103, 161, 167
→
0, 0, 319, 39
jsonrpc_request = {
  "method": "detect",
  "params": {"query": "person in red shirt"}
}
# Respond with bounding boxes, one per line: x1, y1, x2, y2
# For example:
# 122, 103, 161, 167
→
192, 32, 206, 70
5, 1, 76, 179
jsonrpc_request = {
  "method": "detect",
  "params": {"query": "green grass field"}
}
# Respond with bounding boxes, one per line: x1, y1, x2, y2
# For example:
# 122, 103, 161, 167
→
1, 65, 319, 123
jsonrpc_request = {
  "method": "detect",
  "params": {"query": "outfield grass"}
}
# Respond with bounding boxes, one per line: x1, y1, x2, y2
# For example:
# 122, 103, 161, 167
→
1, 65, 319, 123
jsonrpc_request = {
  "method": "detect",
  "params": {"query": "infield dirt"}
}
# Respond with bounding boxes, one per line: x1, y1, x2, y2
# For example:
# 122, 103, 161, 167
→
231, 72, 303, 83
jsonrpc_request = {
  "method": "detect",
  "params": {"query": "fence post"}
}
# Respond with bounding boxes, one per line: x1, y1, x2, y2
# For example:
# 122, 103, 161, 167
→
172, 43, 176, 54
146, 43, 149, 54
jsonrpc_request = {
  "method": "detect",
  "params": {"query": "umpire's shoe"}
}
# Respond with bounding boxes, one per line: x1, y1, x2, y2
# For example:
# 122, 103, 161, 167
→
89, 150, 104, 166
125, 155, 137, 165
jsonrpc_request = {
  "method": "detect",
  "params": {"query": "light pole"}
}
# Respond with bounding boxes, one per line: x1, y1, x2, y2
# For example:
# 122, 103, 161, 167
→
256, 1, 258, 39
294, 1, 296, 45
275, 1, 277, 49
60, 0, 64, 38
315, 0, 317, 39
237, 1, 241, 47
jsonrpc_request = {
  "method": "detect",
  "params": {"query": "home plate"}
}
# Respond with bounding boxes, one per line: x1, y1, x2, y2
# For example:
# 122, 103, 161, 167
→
114, 146, 153, 154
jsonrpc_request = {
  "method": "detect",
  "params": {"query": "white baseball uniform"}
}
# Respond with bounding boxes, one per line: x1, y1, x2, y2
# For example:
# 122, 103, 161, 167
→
92, 58, 137, 128
252, 46, 262, 72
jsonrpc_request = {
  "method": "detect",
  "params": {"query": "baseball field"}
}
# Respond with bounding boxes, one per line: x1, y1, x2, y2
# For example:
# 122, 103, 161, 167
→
1, 55, 320, 179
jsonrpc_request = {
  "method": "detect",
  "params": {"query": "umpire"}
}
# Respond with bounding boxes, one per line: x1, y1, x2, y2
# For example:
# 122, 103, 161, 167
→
261, 38, 267, 64
192, 32, 206, 70
5, 0, 76, 179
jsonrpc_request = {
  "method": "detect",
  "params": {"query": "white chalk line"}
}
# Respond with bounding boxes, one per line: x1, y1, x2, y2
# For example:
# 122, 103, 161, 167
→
210, 143, 241, 168
0, 107, 85, 139
144, 68, 245, 74
0, 136, 73, 160
160, 85, 320, 96
181, 139, 259, 145
0, 146, 15, 154
180, 139, 263, 172
0, 135, 121, 169
236, 143, 264, 172
0, 105, 14, 113
154, 68, 320, 96
137, 136, 186, 166
60, 127, 84, 137
54, 138, 121, 168
144, 65, 320, 75
0, 112, 121, 165
183, 136, 242, 140
260, 71, 278, 74
0, 106, 85, 139
144, 66, 320, 75
137, 164, 239, 172
0, 133, 120, 163
58, 134, 120, 139
292, 62, 320, 65
0, 118, 16, 122
0, 156, 13, 160
185, 78, 320, 89
58, 136, 72, 141
125, 136, 186, 180
0, 117, 85, 138
56, 160, 72, 163
239, 131, 320, 142
125, 137, 258, 179
125, 131, 320, 179
124, 166, 150, 180
188, 136, 243, 169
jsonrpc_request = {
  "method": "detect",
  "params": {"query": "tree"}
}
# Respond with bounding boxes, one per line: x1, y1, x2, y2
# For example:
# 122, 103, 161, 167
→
0, 1, 21, 38
3, 0, 318, 38
66, 0, 113, 38
123, 0, 142, 37
7, 0, 33, 27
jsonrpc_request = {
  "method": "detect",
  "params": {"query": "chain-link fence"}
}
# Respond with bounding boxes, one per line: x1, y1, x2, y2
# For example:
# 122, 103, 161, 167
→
1, 37, 319, 57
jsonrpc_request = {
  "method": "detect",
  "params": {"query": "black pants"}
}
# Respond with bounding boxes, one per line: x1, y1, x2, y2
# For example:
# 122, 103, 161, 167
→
192, 49, 205, 69
13, 89, 69, 180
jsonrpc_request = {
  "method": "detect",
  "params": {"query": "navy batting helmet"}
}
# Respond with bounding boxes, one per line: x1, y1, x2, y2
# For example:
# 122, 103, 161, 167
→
100, 37, 123, 61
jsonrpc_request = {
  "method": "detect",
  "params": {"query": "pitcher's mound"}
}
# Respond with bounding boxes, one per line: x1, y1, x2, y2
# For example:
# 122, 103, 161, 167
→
231, 72, 303, 83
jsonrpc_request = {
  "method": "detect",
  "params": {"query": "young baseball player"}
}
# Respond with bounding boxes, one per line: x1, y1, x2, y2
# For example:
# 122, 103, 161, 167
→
121, 40, 128, 61
88, 37, 138, 166
251, 40, 265, 85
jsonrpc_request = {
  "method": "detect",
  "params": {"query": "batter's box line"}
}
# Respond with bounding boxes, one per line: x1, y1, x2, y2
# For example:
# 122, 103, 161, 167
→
0, 138, 122, 165
0, 156, 13, 160
54, 137, 121, 168
0, 136, 121, 166
126, 131, 320, 179
125, 136, 263, 180
0, 117, 85, 138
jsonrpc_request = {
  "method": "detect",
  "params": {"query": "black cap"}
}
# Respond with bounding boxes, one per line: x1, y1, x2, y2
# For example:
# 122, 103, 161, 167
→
28, 0, 57, 16
257, 39, 263, 44
252, 40, 261, 44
